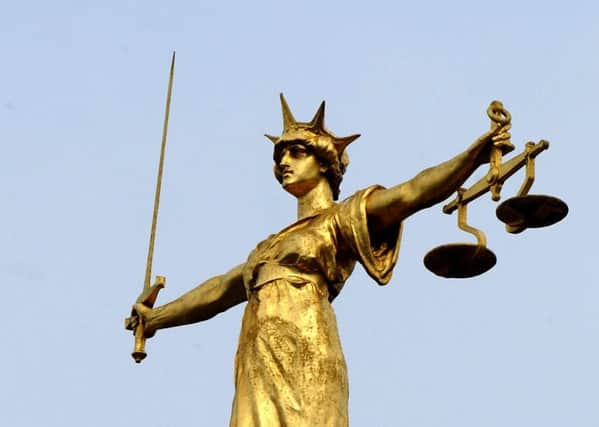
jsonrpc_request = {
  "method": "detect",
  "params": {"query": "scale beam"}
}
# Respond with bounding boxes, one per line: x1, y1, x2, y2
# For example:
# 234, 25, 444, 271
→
443, 140, 550, 214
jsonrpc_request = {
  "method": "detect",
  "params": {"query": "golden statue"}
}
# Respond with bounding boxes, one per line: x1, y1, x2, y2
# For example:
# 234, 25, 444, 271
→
126, 85, 517, 425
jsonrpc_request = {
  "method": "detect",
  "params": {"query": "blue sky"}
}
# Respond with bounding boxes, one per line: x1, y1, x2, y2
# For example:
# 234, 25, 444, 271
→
1, 1, 597, 426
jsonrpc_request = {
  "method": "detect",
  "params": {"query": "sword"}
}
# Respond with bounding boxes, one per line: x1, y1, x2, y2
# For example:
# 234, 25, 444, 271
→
125, 51, 176, 363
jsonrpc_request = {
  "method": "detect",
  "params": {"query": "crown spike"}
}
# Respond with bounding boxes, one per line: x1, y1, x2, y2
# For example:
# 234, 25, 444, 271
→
264, 134, 279, 144
309, 101, 326, 131
334, 133, 361, 153
279, 93, 297, 131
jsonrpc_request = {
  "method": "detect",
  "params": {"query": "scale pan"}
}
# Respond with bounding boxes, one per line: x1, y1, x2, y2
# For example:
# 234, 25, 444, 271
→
496, 195, 568, 230
424, 243, 496, 278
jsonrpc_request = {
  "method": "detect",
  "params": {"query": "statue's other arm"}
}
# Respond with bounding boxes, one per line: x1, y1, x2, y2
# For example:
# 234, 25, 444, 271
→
134, 264, 247, 337
366, 126, 510, 233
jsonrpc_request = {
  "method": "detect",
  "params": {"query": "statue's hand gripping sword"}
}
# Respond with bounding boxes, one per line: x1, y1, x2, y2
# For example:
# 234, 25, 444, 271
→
124, 52, 175, 363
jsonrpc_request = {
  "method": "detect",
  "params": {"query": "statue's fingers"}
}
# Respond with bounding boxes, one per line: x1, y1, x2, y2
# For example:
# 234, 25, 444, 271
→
125, 315, 139, 331
134, 302, 149, 317
492, 131, 511, 142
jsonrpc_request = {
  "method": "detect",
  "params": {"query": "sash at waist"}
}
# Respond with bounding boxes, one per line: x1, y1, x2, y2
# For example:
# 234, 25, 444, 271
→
251, 263, 327, 293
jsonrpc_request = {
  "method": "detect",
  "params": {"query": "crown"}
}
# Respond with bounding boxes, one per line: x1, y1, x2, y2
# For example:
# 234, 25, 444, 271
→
265, 93, 360, 156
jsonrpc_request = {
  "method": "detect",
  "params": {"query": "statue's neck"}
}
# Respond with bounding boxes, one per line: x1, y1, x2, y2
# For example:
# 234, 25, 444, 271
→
296, 179, 334, 219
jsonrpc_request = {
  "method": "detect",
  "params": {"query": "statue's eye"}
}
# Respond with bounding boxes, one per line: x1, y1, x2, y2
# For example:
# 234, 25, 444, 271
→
289, 145, 307, 157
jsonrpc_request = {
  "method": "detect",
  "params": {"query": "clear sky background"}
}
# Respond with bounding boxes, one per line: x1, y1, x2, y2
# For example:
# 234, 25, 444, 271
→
1, 1, 597, 426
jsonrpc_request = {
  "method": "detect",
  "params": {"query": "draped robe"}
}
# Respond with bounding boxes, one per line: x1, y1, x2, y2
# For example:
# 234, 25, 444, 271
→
230, 186, 403, 426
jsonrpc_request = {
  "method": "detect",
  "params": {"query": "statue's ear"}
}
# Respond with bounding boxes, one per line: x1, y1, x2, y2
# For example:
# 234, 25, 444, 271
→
318, 161, 328, 174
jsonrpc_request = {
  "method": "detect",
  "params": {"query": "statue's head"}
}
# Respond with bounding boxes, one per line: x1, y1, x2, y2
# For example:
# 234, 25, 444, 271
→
266, 94, 360, 200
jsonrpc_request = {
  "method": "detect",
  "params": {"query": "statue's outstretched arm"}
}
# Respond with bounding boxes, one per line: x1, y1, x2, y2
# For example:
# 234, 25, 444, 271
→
133, 264, 247, 337
366, 125, 510, 233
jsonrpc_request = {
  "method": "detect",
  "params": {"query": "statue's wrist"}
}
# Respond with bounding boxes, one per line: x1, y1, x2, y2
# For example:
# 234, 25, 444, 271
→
145, 306, 164, 332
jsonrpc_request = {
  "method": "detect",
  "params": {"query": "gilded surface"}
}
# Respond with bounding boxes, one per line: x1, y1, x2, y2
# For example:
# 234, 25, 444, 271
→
231, 187, 401, 425
127, 93, 516, 425
232, 280, 347, 426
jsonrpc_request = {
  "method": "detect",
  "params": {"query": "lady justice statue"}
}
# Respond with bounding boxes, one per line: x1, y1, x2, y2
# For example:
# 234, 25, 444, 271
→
126, 92, 510, 426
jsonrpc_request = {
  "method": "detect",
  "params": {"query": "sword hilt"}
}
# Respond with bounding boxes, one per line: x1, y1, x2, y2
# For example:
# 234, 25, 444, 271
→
127, 275, 166, 363
132, 322, 148, 363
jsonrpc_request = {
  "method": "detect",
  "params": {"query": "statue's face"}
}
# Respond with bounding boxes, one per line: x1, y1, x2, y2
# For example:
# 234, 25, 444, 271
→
278, 143, 326, 197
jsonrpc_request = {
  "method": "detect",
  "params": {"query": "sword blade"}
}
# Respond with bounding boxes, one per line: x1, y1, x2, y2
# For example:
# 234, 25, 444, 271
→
144, 51, 175, 290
